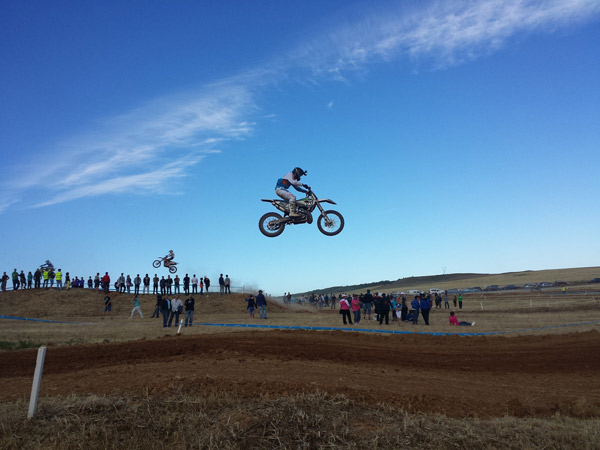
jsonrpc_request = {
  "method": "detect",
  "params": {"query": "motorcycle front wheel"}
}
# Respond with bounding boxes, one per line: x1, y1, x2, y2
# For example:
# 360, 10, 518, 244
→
259, 212, 285, 237
169, 265, 177, 274
317, 210, 344, 236
152, 259, 162, 268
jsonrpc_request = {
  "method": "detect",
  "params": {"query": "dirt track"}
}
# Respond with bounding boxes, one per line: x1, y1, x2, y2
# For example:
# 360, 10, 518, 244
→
2, 330, 600, 418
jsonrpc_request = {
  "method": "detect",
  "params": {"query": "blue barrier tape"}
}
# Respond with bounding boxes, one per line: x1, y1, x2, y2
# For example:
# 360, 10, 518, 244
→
1, 315, 598, 336
195, 320, 600, 336
0, 315, 96, 325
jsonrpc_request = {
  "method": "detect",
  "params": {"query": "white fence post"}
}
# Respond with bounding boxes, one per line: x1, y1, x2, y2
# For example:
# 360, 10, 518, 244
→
28, 346, 47, 419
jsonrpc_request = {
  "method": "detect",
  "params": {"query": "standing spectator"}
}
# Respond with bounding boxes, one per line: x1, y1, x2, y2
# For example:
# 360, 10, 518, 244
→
453, 295, 457, 307
65, 272, 71, 289
362, 290, 373, 320
94, 273, 100, 291
444, 293, 450, 309
168, 295, 183, 327
103, 294, 112, 318
160, 276, 166, 295
48, 268, 55, 288
458, 294, 463, 309
376, 294, 390, 325
339, 295, 353, 325
87, 276, 93, 289
401, 296, 409, 322
183, 274, 190, 295
351, 295, 361, 324
219, 274, 225, 295
143, 274, 150, 294
390, 296, 398, 322
42, 268, 49, 288
126, 275, 132, 294
256, 290, 267, 319
411, 296, 420, 325
19, 271, 27, 290
133, 274, 141, 295
130, 295, 143, 319
191, 274, 198, 294
12, 269, 20, 290
174, 275, 180, 294
1, 272, 8, 291
117, 273, 126, 293
449, 311, 474, 326
153, 274, 159, 294
151, 294, 162, 318
34, 269, 42, 289
204, 276, 210, 293
184, 296, 195, 327
199, 277, 204, 294
246, 294, 256, 317
225, 275, 231, 294
55, 269, 63, 290
166, 275, 173, 295
420, 295, 432, 325
160, 295, 171, 328
101, 272, 110, 294
27, 271, 33, 289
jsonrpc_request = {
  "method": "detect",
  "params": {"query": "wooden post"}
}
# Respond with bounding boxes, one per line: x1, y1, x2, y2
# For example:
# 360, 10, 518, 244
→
28, 346, 47, 419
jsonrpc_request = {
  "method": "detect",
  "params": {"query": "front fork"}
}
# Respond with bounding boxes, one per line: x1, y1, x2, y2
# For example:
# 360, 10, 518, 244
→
315, 203, 332, 225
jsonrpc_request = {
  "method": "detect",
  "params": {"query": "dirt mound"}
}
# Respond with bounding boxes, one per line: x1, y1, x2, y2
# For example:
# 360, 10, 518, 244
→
0, 289, 287, 319
2, 329, 600, 418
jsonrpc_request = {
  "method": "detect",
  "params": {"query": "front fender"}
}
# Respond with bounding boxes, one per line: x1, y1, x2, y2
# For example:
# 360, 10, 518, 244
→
317, 199, 337, 205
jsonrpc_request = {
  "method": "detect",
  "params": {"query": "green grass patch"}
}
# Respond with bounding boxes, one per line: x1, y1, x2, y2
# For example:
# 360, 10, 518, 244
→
0, 340, 41, 350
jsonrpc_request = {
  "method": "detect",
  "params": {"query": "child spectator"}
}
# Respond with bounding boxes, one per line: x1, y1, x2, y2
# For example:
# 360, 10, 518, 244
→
449, 311, 474, 326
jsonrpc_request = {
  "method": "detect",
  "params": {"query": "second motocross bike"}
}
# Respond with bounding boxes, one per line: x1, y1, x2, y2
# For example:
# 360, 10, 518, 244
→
258, 188, 344, 237
152, 257, 178, 273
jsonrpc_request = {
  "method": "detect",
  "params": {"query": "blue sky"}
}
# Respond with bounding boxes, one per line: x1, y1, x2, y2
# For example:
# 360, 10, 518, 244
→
1, 0, 599, 295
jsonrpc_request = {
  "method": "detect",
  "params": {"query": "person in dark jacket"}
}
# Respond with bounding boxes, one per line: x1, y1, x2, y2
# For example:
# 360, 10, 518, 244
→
420, 295, 432, 325
184, 296, 195, 327
160, 296, 171, 328
256, 290, 267, 319
411, 296, 420, 325
376, 294, 390, 325
246, 294, 256, 318
152, 294, 162, 318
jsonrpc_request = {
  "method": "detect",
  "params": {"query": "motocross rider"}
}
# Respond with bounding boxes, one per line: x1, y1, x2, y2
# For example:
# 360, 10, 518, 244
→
275, 167, 309, 217
163, 250, 175, 267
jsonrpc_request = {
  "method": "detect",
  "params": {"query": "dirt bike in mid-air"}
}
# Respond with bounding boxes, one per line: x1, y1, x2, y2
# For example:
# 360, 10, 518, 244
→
152, 257, 178, 273
259, 188, 344, 237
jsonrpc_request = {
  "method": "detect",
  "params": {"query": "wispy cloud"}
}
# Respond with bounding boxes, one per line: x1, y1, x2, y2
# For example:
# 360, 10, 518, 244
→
289, 0, 600, 75
3, 0, 599, 212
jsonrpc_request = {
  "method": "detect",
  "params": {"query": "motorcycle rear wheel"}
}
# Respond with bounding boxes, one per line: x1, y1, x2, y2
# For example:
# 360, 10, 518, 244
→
169, 265, 177, 274
259, 212, 285, 237
317, 210, 344, 236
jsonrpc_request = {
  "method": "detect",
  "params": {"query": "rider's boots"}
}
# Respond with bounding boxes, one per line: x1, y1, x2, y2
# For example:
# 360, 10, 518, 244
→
289, 200, 300, 217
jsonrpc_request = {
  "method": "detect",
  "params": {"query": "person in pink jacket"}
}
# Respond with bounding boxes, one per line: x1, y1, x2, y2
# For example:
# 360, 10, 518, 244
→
339, 294, 353, 325
449, 311, 474, 326
351, 295, 361, 324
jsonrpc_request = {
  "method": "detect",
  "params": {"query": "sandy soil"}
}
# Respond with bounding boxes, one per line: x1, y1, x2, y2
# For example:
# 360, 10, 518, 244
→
2, 329, 600, 418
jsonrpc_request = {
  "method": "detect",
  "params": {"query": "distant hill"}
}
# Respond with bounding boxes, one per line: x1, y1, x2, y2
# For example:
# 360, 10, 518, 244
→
294, 267, 600, 296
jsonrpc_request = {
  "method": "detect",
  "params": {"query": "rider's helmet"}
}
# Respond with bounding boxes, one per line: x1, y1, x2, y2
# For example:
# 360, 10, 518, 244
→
292, 167, 307, 180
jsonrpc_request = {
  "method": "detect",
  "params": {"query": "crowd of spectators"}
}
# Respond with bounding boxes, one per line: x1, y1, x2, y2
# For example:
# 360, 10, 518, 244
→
1, 268, 235, 297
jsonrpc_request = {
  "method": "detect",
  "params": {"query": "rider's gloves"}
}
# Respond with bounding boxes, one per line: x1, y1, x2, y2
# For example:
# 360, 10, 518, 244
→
303, 184, 310, 190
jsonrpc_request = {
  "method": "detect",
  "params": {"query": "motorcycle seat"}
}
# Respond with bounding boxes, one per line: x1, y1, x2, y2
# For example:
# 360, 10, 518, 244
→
261, 199, 287, 203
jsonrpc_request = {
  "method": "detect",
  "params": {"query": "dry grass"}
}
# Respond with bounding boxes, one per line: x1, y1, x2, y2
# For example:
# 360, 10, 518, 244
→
365, 266, 600, 294
1, 388, 599, 449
